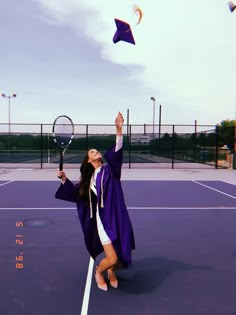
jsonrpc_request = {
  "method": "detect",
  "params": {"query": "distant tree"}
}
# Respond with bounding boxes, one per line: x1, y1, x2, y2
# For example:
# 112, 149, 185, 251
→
216, 119, 235, 150
207, 132, 217, 146
198, 132, 207, 147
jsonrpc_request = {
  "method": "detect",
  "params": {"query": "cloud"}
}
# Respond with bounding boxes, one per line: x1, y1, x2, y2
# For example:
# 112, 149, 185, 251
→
34, 0, 236, 123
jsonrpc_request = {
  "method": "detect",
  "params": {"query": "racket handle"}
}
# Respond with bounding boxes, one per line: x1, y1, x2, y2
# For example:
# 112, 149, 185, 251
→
58, 157, 64, 179
59, 161, 63, 171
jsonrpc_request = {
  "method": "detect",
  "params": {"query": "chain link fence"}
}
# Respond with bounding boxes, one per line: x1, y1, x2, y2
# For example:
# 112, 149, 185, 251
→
0, 123, 234, 169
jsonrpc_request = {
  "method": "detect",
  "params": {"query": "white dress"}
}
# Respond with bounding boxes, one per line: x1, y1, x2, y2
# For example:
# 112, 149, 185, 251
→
90, 136, 123, 245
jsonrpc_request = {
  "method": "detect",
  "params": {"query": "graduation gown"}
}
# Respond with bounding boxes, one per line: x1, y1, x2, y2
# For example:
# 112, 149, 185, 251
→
55, 144, 135, 268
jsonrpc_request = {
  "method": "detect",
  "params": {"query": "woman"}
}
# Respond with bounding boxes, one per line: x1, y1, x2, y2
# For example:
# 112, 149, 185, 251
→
55, 112, 135, 292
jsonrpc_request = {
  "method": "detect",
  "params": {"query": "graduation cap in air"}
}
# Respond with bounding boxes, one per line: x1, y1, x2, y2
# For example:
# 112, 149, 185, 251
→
113, 18, 135, 45
228, 1, 236, 12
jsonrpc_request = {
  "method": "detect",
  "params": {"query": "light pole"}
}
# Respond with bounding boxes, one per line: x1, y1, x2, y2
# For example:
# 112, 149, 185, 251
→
1, 93, 17, 155
150, 97, 155, 139
1, 93, 17, 133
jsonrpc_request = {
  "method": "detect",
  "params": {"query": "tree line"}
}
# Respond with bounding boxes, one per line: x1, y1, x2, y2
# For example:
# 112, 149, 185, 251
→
0, 120, 235, 153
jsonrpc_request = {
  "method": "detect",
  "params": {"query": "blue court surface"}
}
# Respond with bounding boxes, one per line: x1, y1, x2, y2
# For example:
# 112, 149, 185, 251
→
1, 180, 236, 315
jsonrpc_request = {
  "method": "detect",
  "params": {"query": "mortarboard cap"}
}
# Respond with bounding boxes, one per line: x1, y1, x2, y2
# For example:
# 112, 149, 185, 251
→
113, 18, 135, 45
228, 1, 236, 12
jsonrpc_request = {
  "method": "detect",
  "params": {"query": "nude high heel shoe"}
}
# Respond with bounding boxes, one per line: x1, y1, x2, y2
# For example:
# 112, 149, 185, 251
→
95, 266, 108, 292
107, 269, 118, 289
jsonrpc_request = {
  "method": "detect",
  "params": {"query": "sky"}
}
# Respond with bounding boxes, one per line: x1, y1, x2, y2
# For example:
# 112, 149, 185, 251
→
1, 0, 236, 128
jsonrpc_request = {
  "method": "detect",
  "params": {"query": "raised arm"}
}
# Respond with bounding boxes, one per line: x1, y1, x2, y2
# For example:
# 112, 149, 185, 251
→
115, 112, 124, 137
55, 170, 77, 203
104, 112, 124, 177
115, 112, 124, 152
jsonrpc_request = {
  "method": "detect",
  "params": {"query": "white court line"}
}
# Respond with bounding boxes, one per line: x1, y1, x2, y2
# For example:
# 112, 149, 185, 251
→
80, 257, 94, 315
1, 206, 236, 210
15, 169, 33, 171
0, 180, 14, 187
0, 207, 76, 210
192, 180, 236, 200
128, 206, 236, 209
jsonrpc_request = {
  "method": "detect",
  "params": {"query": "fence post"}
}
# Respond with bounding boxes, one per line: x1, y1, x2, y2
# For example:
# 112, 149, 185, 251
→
215, 125, 218, 169
128, 124, 131, 169
234, 119, 236, 169
127, 109, 129, 140
85, 124, 88, 151
47, 132, 51, 164
172, 125, 175, 169
40, 124, 43, 169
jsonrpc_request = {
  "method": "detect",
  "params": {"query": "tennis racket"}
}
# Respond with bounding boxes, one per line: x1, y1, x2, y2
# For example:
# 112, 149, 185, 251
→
52, 115, 74, 178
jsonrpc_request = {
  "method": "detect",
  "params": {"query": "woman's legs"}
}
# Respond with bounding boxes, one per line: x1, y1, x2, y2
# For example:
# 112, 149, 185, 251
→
98, 243, 118, 272
95, 243, 119, 288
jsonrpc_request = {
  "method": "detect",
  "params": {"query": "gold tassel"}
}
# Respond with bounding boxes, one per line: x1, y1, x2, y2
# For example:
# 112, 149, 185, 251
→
100, 169, 104, 208
89, 178, 93, 218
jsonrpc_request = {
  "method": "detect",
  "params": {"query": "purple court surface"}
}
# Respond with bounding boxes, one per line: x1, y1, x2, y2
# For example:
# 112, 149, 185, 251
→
0, 180, 236, 315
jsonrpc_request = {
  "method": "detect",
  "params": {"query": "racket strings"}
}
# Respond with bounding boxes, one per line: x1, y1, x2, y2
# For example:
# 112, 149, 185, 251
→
53, 117, 74, 147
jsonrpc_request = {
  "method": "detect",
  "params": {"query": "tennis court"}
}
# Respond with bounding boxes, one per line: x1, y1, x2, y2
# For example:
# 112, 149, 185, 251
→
1, 167, 236, 315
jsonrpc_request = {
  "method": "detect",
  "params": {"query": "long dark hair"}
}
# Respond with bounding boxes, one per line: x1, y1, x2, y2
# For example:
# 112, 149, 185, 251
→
76, 149, 103, 205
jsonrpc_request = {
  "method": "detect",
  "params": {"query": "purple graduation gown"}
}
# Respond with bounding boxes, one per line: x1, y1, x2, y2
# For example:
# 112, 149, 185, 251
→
55, 144, 135, 268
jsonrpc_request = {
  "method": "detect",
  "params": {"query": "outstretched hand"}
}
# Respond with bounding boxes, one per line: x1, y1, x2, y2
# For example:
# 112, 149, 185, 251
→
115, 112, 124, 130
57, 169, 67, 184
